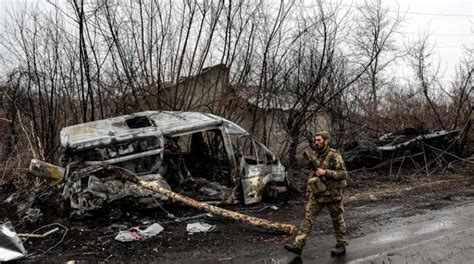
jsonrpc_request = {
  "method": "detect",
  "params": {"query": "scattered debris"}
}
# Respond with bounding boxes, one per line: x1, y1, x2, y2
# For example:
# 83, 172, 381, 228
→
20, 208, 43, 224
0, 222, 27, 262
108, 224, 128, 232
342, 140, 381, 169
186, 222, 216, 234
161, 213, 214, 225
115, 223, 164, 242
116, 170, 296, 234
2, 183, 63, 224
23, 223, 69, 257
4, 190, 36, 220
29, 159, 65, 184
236, 205, 278, 214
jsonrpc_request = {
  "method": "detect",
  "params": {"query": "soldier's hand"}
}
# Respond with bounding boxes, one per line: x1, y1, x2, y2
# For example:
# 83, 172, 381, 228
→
316, 168, 326, 177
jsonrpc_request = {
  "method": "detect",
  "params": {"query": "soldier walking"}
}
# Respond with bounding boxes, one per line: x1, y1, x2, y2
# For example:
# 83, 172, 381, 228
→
284, 131, 348, 256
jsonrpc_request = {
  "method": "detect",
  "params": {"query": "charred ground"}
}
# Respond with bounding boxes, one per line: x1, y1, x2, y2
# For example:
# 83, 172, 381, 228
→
2, 162, 473, 263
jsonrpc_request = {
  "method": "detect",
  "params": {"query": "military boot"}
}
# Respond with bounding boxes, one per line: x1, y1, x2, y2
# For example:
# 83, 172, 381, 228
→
284, 244, 302, 255
330, 245, 346, 257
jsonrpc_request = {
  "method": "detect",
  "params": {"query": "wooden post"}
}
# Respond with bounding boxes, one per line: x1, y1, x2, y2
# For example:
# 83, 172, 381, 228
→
116, 170, 297, 234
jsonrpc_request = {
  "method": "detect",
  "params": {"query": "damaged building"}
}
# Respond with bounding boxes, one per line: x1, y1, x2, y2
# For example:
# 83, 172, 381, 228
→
151, 64, 330, 157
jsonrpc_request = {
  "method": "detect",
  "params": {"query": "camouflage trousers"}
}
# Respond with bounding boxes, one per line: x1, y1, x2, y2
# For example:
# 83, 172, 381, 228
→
293, 194, 347, 249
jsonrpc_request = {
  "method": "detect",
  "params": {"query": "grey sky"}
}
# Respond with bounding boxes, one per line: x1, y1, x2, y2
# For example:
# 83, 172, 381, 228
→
385, 0, 472, 83
0, 0, 472, 84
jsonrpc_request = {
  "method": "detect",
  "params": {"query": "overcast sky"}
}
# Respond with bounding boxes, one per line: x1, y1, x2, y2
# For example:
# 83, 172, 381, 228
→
384, 0, 472, 83
0, 0, 472, 84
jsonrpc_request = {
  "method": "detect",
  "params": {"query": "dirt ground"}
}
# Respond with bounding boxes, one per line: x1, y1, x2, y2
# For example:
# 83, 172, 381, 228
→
2, 162, 473, 263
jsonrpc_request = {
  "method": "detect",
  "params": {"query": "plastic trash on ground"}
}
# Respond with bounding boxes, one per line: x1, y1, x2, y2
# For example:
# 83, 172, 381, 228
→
114, 223, 164, 242
0, 222, 27, 261
186, 222, 216, 234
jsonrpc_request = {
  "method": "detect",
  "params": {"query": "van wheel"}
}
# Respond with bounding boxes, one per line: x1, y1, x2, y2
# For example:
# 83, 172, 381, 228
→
263, 181, 289, 202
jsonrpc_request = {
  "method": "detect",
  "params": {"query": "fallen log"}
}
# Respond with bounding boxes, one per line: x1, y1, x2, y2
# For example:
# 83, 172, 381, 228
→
115, 169, 297, 235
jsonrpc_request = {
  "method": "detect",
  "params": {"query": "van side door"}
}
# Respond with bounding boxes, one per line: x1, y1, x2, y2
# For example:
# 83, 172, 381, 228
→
237, 136, 270, 204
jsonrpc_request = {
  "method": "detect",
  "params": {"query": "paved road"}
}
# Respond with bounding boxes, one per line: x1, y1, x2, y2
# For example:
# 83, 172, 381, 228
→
247, 199, 474, 264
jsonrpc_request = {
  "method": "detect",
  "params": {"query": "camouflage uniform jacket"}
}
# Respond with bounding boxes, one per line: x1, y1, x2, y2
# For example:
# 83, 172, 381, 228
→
307, 148, 348, 202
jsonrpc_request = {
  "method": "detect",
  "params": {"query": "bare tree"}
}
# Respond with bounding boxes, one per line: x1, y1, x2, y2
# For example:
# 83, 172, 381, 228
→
450, 48, 473, 154
0, 0, 470, 178
408, 33, 446, 130
352, 0, 404, 114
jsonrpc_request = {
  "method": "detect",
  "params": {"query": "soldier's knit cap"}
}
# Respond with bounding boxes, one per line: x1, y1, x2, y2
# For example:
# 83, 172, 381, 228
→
315, 131, 331, 142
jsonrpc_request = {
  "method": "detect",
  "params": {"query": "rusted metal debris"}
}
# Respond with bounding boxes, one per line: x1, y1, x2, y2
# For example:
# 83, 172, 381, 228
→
29, 159, 65, 184
115, 169, 296, 234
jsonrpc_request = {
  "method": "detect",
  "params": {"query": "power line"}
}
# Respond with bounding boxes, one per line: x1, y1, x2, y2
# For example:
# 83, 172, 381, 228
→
437, 45, 470, 48
395, 10, 472, 18
293, 3, 472, 18
404, 32, 473, 36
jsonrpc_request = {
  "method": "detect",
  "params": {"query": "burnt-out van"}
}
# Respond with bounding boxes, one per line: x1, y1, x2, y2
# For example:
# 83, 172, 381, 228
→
32, 111, 288, 216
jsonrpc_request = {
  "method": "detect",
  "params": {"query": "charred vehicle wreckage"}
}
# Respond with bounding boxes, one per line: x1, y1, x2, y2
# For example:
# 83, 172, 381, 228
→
29, 111, 288, 218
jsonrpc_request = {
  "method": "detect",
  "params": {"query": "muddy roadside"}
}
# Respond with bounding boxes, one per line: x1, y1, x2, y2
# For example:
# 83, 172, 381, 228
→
2, 164, 473, 263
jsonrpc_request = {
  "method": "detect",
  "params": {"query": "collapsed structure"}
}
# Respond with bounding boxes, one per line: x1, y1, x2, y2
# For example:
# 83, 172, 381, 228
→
342, 128, 461, 170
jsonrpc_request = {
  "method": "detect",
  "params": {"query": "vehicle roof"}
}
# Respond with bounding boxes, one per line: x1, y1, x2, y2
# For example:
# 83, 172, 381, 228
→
60, 111, 248, 150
